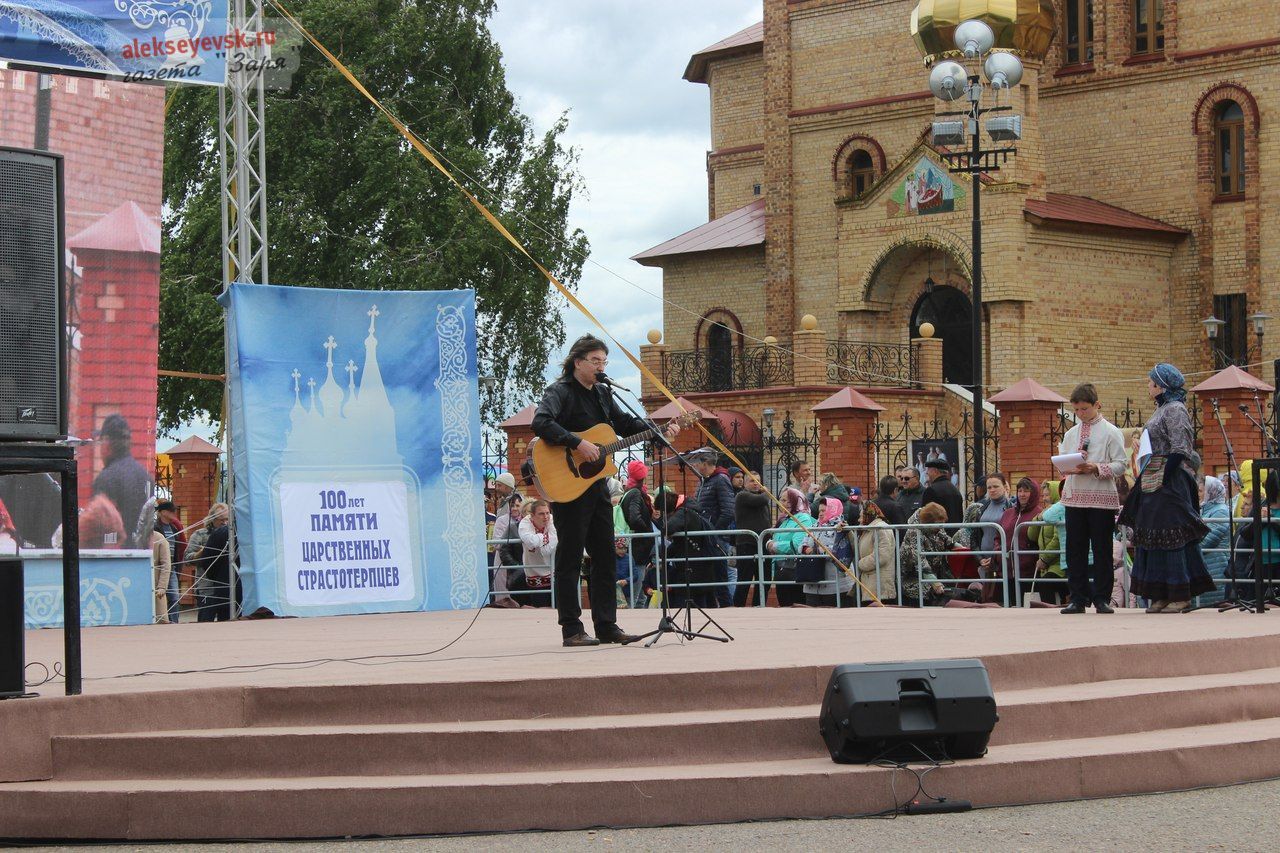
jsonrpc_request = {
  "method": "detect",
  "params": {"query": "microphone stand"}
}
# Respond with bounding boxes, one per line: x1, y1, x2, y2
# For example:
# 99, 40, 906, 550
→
607, 386, 731, 646
1209, 399, 1253, 613
1240, 400, 1273, 457
1252, 391, 1278, 456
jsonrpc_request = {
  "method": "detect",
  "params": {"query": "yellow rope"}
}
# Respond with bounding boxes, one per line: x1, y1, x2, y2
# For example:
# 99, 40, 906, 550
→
264, 0, 882, 606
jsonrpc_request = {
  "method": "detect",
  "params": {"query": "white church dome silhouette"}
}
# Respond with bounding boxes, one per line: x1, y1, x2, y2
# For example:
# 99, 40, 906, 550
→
284, 304, 400, 463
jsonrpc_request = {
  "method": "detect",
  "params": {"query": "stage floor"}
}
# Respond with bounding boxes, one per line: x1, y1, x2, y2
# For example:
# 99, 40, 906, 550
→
26, 604, 1280, 697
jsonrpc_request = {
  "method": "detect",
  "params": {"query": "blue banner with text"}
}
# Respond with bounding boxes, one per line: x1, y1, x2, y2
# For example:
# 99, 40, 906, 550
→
223, 283, 486, 617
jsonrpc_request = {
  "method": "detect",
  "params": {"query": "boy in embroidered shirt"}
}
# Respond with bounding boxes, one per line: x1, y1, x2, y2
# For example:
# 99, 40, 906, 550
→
1059, 383, 1130, 614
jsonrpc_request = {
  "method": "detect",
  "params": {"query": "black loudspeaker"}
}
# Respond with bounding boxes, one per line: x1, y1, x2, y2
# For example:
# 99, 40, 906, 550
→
0, 559, 26, 698
819, 659, 998, 763
0, 147, 66, 441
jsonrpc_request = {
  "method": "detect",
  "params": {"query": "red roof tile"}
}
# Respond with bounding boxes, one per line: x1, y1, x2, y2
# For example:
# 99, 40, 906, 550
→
684, 21, 764, 83
1191, 365, 1275, 393
162, 435, 222, 456
67, 200, 161, 254
632, 199, 765, 266
650, 397, 718, 422
988, 378, 1069, 404
1024, 193, 1187, 238
500, 404, 537, 428
811, 387, 886, 413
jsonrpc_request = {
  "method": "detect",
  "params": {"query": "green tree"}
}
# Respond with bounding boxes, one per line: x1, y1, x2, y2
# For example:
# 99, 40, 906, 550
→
159, 0, 587, 433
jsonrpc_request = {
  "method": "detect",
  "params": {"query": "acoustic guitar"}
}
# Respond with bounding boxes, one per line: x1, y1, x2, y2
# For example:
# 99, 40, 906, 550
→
529, 412, 702, 503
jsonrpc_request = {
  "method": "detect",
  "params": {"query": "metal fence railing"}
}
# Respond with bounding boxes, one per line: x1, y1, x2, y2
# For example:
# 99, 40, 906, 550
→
483, 514, 1280, 611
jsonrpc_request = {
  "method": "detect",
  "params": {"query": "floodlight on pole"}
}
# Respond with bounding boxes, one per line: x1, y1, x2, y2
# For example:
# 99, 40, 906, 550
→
983, 52, 1024, 90
929, 60, 969, 102
953, 19, 995, 58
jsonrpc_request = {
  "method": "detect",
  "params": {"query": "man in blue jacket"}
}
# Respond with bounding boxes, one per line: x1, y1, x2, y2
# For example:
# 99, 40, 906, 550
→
690, 448, 735, 607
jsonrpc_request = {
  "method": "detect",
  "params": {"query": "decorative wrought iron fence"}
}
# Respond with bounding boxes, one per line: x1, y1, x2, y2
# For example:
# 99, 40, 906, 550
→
480, 430, 507, 483
866, 408, 997, 498
825, 339, 918, 388
661, 345, 793, 394
760, 412, 820, 497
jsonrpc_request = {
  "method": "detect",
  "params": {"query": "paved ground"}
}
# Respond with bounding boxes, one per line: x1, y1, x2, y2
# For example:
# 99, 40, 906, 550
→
21, 778, 1280, 851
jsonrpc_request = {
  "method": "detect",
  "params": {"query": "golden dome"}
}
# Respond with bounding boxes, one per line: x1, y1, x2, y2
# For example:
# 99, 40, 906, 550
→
911, 0, 1056, 66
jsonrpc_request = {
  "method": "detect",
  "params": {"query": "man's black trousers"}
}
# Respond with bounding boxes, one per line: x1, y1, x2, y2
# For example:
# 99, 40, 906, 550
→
1065, 506, 1116, 606
551, 481, 620, 639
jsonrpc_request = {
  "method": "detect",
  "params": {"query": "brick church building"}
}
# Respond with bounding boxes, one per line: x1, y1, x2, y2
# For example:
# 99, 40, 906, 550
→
624, 0, 1279, 492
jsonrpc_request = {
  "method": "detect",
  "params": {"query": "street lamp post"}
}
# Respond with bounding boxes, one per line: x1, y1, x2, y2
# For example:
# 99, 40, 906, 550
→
926, 20, 1023, 492
1248, 312, 1272, 362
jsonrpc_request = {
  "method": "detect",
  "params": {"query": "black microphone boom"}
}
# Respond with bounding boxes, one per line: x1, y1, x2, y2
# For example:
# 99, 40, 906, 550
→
596, 372, 632, 393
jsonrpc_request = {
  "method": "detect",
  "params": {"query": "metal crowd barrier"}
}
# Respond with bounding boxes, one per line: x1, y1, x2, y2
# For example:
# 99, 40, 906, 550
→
487, 513, 1270, 610
486, 521, 1012, 610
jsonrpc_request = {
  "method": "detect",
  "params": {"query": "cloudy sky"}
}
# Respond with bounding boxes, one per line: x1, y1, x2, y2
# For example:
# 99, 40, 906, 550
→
488, 1, 760, 412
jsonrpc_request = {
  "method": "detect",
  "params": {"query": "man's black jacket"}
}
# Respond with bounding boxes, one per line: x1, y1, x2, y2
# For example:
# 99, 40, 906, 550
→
532, 376, 647, 448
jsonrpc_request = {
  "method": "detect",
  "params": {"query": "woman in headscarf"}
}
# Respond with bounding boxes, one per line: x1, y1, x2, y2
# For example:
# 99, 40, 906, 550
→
797, 496, 857, 607
857, 500, 897, 603
1196, 475, 1230, 606
999, 477, 1042, 606
1119, 363, 1214, 612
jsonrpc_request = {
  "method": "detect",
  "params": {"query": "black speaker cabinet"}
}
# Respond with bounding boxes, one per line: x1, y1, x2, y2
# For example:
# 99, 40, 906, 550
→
0, 559, 25, 698
0, 147, 66, 441
819, 659, 998, 763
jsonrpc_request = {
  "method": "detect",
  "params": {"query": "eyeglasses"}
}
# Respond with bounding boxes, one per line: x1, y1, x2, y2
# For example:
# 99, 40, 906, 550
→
583, 357, 608, 367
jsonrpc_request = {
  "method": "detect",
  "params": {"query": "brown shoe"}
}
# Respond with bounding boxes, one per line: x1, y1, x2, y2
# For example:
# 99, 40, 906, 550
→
1145, 600, 1169, 614
562, 632, 601, 647
597, 630, 640, 645
1164, 600, 1190, 613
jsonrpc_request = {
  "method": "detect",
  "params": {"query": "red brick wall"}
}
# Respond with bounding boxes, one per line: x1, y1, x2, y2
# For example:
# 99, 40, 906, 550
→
0, 71, 164, 515
73, 249, 161, 504
0, 71, 164, 234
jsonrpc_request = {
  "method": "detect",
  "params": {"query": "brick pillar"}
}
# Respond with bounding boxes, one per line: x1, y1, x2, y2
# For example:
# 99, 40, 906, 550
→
994, 400, 1061, 483
66, 202, 162, 510
812, 388, 885, 492
169, 450, 220, 528
792, 315, 828, 386
914, 336, 943, 390
1191, 366, 1277, 472
165, 438, 221, 605
640, 329, 667, 400
1197, 392, 1259, 474
763, 0, 794, 345
500, 404, 540, 500
988, 379, 1069, 484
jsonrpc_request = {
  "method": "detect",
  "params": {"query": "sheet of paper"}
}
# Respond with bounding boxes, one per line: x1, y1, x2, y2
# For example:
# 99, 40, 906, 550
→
1138, 429, 1152, 462
1052, 452, 1086, 474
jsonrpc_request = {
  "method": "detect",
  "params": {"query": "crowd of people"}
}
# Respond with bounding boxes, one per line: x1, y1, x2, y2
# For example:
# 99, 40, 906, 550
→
487, 365, 1280, 615
147, 501, 237, 623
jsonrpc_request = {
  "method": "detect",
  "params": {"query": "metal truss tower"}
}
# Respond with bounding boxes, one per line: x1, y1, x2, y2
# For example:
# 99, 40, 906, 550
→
218, 0, 269, 286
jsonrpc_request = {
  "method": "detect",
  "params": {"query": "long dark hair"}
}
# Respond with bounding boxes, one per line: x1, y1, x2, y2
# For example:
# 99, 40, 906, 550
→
560, 334, 608, 379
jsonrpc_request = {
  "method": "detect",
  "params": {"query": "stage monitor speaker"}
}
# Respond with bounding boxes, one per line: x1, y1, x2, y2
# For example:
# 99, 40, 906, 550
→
0, 147, 66, 441
0, 559, 26, 698
819, 659, 998, 763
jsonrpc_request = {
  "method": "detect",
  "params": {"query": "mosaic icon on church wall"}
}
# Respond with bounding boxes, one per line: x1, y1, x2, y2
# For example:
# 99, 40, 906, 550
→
888, 157, 965, 218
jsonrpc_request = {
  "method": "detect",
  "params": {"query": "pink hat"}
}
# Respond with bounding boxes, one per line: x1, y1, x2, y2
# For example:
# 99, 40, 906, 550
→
626, 460, 649, 482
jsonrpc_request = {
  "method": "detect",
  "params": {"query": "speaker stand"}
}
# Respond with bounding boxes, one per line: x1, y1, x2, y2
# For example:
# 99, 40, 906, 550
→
0, 443, 80, 696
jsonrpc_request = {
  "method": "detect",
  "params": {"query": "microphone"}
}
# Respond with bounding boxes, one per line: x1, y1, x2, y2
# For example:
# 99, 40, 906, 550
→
595, 372, 632, 393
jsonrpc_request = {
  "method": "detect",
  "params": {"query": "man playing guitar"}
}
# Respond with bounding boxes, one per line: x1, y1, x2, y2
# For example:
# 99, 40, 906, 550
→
532, 335, 681, 646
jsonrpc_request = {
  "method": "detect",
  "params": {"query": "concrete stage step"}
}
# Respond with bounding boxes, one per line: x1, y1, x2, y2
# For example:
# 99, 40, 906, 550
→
7, 716, 1280, 839
8, 611, 1280, 840
45, 666, 1280, 781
